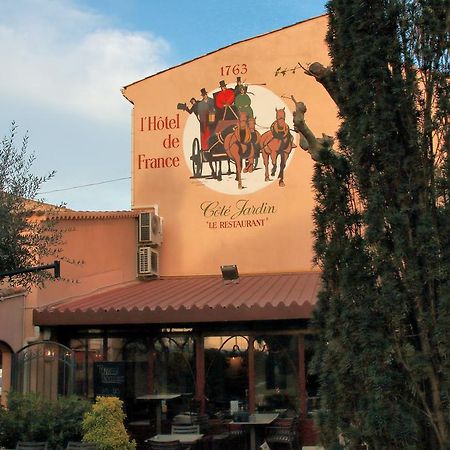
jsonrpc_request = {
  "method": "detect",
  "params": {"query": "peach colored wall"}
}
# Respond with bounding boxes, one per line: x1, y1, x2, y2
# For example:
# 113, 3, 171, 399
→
35, 216, 138, 308
123, 15, 337, 277
11, 216, 138, 343
0, 342, 13, 407
0, 294, 25, 351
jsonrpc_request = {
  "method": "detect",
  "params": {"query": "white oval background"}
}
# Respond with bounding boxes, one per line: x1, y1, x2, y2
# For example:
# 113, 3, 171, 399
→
182, 85, 297, 195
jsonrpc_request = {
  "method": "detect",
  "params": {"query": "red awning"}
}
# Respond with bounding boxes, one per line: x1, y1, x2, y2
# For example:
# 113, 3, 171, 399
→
33, 272, 321, 326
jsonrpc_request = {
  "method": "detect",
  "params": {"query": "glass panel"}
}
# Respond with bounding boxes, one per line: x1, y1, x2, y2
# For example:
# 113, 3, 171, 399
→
69, 337, 104, 399
70, 336, 150, 404
70, 339, 87, 397
204, 335, 249, 415
107, 337, 124, 362
254, 335, 299, 416
122, 338, 149, 399
153, 336, 195, 395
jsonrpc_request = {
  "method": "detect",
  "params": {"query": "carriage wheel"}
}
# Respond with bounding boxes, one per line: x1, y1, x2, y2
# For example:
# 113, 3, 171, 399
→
191, 138, 202, 177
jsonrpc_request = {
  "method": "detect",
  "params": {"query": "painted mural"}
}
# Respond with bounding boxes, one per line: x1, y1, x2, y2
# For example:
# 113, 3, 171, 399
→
125, 15, 336, 275
178, 79, 298, 195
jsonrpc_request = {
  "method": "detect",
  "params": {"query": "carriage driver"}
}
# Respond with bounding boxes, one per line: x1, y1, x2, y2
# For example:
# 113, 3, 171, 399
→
177, 88, 215, 151
215, 80, 238, 120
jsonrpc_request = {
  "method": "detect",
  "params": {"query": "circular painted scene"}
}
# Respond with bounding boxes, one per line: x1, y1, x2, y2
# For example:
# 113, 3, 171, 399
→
179, 83, 297, 195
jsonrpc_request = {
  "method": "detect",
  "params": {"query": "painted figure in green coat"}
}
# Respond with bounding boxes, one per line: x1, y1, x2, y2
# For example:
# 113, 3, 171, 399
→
234, 85, 254, 119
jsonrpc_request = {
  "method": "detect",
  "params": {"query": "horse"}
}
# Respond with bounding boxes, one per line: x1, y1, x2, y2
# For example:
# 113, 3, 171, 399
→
244, 116, 261, 173
224, 112, 257, 189
260, 108, 295, 187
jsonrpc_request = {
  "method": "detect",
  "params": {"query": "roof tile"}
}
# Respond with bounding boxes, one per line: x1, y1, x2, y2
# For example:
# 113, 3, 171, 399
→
34, 272, 321, 326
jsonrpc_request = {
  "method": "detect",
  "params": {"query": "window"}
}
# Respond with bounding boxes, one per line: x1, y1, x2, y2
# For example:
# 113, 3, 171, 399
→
204, 335, 249, 414
153, 335, 195, 395
254, 335, 299, 415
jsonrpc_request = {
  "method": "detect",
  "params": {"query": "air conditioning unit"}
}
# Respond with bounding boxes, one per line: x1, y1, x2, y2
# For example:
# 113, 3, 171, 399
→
138, 211, 162, 246
137, 246, 159, 277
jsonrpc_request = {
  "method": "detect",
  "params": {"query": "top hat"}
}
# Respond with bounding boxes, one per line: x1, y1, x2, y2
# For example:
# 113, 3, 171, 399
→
200, 88, 207, 96
219, 80, 227, 88
236, 76, 241, 82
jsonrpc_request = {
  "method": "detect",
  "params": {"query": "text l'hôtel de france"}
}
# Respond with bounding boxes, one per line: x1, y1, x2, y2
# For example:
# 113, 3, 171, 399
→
137, 113, 181, 169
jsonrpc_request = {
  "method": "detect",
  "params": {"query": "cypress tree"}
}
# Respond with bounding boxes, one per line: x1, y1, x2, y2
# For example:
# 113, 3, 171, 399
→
293, 0, 449, 448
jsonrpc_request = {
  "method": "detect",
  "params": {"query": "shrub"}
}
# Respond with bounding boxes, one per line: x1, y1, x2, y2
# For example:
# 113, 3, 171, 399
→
82, 396, 136, 450
0, 392, 90, 449
49, 395, 91, 449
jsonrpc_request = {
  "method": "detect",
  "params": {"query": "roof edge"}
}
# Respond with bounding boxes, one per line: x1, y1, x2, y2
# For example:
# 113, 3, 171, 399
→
49, 210, 140, 220
122, 14, 327, 96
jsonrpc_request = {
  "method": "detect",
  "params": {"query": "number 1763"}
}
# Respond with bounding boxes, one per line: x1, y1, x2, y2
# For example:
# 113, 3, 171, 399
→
220, 64, 248, 77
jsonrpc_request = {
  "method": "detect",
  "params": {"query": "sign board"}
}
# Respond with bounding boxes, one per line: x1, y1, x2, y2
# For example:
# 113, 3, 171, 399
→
93, 362, 126, 398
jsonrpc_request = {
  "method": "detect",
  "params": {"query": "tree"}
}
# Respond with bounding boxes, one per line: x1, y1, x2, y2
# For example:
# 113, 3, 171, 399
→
0, 122, 65, 290
291, 0, 450, 448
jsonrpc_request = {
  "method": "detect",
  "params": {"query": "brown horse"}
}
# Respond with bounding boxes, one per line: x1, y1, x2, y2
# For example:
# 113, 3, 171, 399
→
224, 112, 257, 189
260, 108, 295, 187
244, 116, 261, 173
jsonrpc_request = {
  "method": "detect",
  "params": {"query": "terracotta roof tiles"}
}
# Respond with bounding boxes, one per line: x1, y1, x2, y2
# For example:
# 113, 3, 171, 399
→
34, 272, 321, 326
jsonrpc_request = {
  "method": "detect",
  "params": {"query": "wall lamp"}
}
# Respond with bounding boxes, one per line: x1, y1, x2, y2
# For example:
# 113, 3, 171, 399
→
221, 265, 239, 283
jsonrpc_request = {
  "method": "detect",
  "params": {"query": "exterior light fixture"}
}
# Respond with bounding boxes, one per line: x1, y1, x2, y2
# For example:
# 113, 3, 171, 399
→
231, 344, 241, 358
221, 265, 239, 283
230, 336, 245, 360
44, 347, 56, 362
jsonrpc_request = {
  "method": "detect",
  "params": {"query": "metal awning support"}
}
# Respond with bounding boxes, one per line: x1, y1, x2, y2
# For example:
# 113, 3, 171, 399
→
0, 260, 60, 279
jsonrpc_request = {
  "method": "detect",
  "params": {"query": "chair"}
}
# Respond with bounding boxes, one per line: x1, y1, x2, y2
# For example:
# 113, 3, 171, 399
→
228, 424, 248, 450
193, 414, 210, 434
146, 439, 183, 450
265, 417, 299, 450
188, 399, 201, 415
15, 443, 48, 450
173, 413, 197, 425
171, 424, 200, 434
65, 442, 99, 450
207, 418, 231, 450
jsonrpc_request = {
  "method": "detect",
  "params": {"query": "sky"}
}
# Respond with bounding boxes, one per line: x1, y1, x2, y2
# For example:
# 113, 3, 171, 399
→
0, 0, 327, 211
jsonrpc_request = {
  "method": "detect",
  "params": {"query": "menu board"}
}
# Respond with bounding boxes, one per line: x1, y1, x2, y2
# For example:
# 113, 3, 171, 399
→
93, 362, 126, 398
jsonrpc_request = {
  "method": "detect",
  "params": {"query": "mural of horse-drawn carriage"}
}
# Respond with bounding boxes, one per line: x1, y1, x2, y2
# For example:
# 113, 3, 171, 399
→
179, 82, 297, 190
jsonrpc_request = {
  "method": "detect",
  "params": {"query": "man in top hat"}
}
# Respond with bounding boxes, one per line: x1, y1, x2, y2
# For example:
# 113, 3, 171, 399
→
214, 80, 237, 120
234, 76, 244, 96
197, 88, 215, 150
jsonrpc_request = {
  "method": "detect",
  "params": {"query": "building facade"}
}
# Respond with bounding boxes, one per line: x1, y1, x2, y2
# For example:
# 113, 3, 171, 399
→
0, 15, 337, 446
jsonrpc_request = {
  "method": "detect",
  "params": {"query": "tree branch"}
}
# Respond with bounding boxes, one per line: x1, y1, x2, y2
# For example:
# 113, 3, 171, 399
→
299, 61, 340, 106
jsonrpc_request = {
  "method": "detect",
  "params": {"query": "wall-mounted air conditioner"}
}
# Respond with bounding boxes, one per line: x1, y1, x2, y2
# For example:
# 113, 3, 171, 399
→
138, 211, 162, 246
137, 246, 159, 277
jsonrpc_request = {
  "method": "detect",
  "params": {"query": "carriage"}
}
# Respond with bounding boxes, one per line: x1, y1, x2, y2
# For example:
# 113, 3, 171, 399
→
190, 112, 260, 180
183, 88, 294, 189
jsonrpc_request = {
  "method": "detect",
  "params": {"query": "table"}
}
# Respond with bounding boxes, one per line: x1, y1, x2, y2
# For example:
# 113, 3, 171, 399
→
148, 433, 204, 445
136, 393, 182, 433
231, 413, 279, 450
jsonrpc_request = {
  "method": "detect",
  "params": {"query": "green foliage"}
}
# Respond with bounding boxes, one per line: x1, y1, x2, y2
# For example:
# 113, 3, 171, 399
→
0, 391, 90, 449
0, 122, 65, 289
82, 396, 136, 450
311, 0, 450, 448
